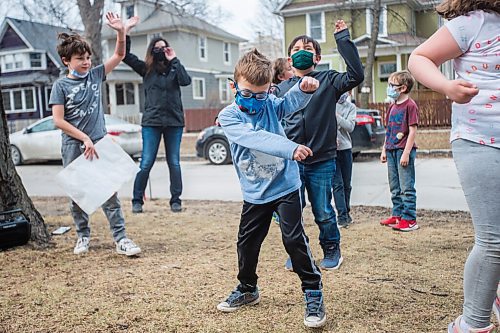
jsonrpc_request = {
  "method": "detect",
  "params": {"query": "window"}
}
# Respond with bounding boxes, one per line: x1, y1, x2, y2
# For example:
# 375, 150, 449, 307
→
126, 5, 135, 19
307, 12, 325, 42
379, 62, 397, 79
115, 83, 135, 105
148, 32, 163, 43
31, 119, 56, 133
199, 36, 207, 61
193, 78, 205, 99
219, 79, 231, 103
2, 88, 36, 113
2, 53, 25, 71
223, 42, 230, 64
45, 87, 52, 110
366, 5, 388, 37
30, 53, 42, 68
2, 92, 11, 111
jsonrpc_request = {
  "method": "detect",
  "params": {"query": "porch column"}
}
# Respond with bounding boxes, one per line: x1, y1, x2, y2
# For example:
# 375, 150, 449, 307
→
396, 52, 402, 71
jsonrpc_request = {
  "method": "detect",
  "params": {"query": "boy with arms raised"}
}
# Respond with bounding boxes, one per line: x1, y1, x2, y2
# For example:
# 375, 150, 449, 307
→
217, 49, 326, 328
277, 20, 364, 270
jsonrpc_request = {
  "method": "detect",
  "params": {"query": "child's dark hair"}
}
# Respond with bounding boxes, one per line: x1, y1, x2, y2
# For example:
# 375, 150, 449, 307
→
145, 37, 171, 75
436, 0, 500, 19
56, 33, 92, 64
389, 70, 415, 94
287, 35, 321, 56
234, 48, 272, 86
272, 58, 289, 84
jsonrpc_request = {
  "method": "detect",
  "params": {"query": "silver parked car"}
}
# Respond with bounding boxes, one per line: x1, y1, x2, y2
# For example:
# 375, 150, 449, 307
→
9, 115, 142, 165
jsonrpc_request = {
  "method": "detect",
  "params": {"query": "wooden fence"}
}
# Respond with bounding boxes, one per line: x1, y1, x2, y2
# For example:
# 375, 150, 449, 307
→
367, 98, 452, 128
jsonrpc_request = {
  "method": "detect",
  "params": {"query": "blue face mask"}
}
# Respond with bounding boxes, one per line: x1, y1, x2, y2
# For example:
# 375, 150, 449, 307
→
386, 86, 400, 100
232, 80, 269, 115
69, 66, 89, 79
338, 92, 349, 104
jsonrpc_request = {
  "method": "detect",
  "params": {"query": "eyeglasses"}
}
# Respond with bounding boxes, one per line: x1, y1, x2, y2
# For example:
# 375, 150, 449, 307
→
152, 46, 167, 53
388, 83, 403, 88
229, 79, 270, 101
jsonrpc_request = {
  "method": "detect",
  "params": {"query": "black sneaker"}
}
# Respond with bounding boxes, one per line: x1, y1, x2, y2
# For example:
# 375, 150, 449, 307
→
337, 219, 350, 228
304, 289, 326, 328
171, 202, 182, 213
217, 286, 260, 312
132, 203, 143, 214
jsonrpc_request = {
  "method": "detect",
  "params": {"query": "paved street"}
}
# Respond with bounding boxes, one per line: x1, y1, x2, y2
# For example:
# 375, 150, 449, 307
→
16, 157, 468, 211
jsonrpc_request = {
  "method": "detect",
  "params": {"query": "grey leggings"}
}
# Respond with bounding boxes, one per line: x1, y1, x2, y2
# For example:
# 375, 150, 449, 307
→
452, 139, 500, 328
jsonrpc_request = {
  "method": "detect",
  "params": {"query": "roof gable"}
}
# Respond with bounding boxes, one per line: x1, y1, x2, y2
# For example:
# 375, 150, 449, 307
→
0, 17, 79, 68
0, 25, 28, 50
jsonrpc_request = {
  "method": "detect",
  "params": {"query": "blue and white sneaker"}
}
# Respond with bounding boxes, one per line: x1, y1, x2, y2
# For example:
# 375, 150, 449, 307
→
217, 285, 260, 312
304, 289, 327, 328
320, 243, 343, 270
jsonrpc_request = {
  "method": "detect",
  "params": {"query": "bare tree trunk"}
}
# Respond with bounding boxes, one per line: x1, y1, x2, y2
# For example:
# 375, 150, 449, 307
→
360, 0, 381, 109
0, 89, 50, 246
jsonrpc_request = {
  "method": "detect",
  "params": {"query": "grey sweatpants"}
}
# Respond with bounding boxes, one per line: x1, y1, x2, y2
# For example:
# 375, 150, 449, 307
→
452, 139, 500, 328
62, 142, 127, 242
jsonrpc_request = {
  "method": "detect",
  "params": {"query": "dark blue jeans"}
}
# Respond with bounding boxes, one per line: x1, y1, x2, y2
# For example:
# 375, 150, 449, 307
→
132, 126, 183, 206
386, 148, 416, 220
332, 149, 353, 222
299, 158, 340, 246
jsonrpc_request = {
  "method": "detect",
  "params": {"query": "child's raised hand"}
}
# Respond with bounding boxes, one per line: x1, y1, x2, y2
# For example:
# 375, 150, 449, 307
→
335, 20, 348, 33
299, 77, 319, 93
293, 145, 313, 161
105, 12, 125, 32
444, 80, 479, 104
125, 16, 140, 33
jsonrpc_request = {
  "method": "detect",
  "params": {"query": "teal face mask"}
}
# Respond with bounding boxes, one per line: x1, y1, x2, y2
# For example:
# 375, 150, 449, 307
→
291, 50, 315, 70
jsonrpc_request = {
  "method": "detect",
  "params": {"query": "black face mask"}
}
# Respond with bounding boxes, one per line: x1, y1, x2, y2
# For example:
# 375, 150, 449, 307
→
153, 51, 167, 62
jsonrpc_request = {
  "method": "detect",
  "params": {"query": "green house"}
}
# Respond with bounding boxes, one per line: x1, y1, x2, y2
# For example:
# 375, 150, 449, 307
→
277, 0, 445, 103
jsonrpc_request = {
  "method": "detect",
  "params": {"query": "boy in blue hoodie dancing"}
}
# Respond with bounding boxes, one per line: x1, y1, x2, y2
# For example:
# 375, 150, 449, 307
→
216, 49, 326, 328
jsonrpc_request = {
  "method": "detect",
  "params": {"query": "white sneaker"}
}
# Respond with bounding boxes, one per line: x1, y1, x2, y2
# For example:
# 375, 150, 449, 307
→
73, 237, 90, 255
116, 238, 141, 256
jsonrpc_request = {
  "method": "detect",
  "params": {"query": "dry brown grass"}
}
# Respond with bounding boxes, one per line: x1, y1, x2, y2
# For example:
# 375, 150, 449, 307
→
0, 197, 491, 333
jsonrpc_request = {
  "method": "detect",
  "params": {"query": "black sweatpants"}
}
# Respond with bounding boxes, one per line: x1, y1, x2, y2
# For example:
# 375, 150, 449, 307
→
237, 190, 322, 292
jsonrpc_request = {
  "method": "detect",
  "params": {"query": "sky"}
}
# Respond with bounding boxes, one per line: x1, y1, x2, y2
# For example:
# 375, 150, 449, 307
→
209, 0, 263, 40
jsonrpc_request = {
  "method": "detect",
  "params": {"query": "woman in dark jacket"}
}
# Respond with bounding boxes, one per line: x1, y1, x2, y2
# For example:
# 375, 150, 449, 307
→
123, 34, 191, 213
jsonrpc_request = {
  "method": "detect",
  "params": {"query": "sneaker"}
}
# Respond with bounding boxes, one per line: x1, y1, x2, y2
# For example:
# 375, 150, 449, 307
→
284, 257, 293, 271
337, 218, 350, 228
171, 202, 182, 213
380, 216, 400, 226
217, 286, 260, 312
392, 219, 419, 232
448, 315, 495, 333
73, 237, 89, 255
115, 238, 141, 256
347, 214, 353, 224
303, 289, 327, 328
320, 243, 343, 270
132, 203, 143, 214
494, 295, 500, 324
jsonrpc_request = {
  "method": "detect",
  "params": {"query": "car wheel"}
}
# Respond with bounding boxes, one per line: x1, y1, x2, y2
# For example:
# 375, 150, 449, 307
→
352, 151, 360, 161
206, 139, 231, 165
11, 145, 23, 166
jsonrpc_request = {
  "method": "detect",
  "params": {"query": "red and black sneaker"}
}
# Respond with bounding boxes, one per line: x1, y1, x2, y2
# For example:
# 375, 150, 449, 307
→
392, 219, 419, 232
380, 216, 400, 227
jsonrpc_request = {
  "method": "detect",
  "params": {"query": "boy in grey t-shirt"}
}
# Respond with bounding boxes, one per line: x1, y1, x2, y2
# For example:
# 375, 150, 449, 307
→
49, 12, 141, 256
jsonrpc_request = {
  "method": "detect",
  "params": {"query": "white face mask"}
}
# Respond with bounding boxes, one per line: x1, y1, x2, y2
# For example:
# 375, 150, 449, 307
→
68, 65, 89, 79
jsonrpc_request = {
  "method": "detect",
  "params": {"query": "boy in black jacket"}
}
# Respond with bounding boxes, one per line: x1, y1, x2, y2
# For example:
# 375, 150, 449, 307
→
277, 19, 364, 270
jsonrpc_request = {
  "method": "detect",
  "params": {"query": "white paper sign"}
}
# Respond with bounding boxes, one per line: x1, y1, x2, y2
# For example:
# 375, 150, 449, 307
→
56, 135, 140, 214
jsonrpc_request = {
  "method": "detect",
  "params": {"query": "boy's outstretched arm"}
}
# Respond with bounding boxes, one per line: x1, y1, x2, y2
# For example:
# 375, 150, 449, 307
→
52, 105, 98, 160
331, 20, 364, 96
104, 13, 139, 75
273, 77, 319, 119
